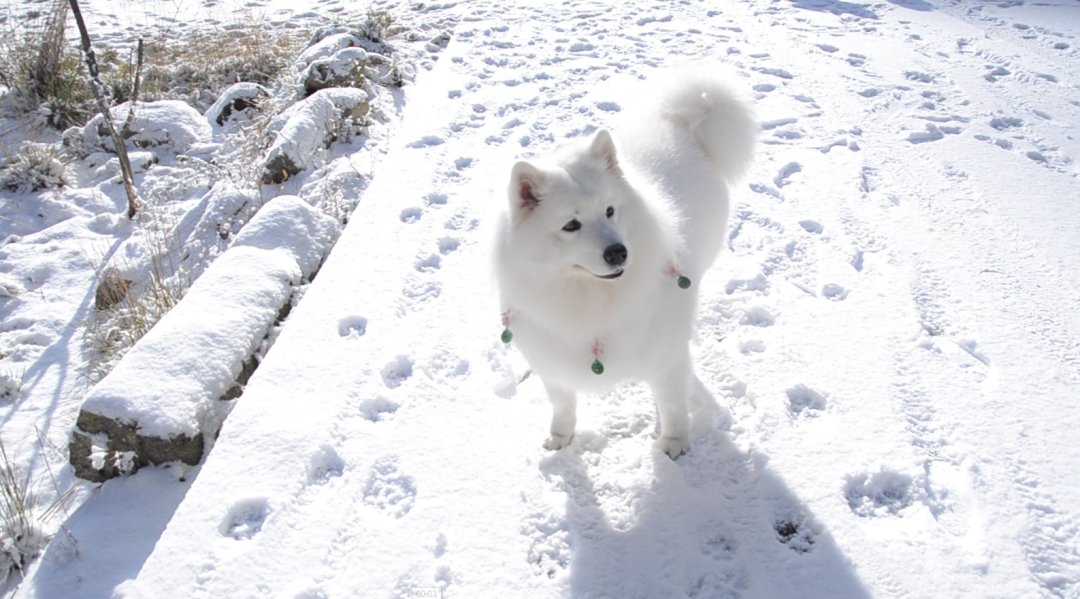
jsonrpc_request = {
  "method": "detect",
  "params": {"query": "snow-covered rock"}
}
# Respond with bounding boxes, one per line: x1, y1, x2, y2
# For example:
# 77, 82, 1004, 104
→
69, 195, 339, 482
260, 88, 369, 184
74, 100, 213, 156
204, 82, 270, 127
296, 30, 392, 67
300, 46, 372, 97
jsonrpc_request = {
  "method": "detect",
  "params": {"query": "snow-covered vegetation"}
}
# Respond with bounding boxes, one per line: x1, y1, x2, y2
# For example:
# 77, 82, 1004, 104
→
0, 0, 452, 588
2, 0, 1079, 598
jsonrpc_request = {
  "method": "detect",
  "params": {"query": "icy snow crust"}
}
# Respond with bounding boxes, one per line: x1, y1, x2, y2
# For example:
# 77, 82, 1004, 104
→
6, 0, 1080, 598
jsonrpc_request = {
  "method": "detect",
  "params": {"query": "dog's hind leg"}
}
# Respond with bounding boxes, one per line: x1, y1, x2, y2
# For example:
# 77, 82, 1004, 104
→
650, 350, 692, 459
542, 380, 577, 450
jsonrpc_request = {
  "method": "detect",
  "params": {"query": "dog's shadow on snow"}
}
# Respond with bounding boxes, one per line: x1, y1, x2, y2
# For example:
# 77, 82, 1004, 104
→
537, 392, 872, 598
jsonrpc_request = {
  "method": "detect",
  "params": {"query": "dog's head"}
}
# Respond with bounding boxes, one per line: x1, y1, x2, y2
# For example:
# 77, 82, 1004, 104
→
505, 130, 635, 281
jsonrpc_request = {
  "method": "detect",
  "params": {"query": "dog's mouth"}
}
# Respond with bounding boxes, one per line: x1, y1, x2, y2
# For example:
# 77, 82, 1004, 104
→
574, 265, 625, 280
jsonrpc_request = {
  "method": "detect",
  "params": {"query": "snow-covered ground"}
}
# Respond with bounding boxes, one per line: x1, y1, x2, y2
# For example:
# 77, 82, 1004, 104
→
3, 0, 1080, 597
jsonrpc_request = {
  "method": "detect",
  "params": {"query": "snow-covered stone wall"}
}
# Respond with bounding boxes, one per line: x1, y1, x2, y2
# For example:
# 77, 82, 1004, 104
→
69, 195, 339, 482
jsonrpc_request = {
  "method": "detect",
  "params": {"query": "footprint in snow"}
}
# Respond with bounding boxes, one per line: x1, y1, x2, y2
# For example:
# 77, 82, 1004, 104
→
851, 250, 865, 272
741, 306, 776, 327
844, 469, 916, 518
774, 161, 802, 187
407, 135, 445, 148
903, 70, 937, 84
362, 456, 416, 518
906, 123, 960, 144
752, 66, 795, 80
338, 315, 367, 338
400, 207, 422, 223
443, 212, 479, 232
846, 53, 867, 67
438, 237, 461, 255
773, 515, 817, 554
402, 276, 441, 304
381, 355, 414, 389
822, 283, 848, 301
432, 532, 448, 558
786, 384, 827, 416
702, 529, 738, 562
983, 65, 1010, 82
424, 192, 448, 207
434, 565, 454, 587
423, 348, 471, 381
359, 395, 399, 422
739, 339, 766, 354
415, 253, 441, 273
307, 445, 345, 485
749, 182, 781, 199
798, 220, 823, 234
220, 497, 269, 540
725, 274, 769, 295
989, 116, 1023, 130
522, 509, 571, 579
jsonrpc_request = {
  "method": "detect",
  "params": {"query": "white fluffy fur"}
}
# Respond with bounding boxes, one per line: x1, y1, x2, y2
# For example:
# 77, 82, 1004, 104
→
494, 66, 756, 458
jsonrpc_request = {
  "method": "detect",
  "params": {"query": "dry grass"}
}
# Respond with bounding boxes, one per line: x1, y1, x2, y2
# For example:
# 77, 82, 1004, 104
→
0, 141, 71, 192
0, 0, 94, 129
84, 210, 190, 381
0, 437, 73, 582
1, 4, 307, 129
131, 14, 307, 112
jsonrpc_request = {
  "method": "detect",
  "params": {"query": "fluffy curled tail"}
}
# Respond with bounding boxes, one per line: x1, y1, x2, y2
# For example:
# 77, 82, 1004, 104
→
656, 65, 757, 182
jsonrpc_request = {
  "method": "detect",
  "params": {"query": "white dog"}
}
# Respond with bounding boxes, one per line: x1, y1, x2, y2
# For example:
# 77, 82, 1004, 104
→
494, 67, 756, 458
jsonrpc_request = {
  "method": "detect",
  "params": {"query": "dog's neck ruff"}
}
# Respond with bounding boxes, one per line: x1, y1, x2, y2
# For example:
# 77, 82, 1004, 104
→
501, 263, 691, 375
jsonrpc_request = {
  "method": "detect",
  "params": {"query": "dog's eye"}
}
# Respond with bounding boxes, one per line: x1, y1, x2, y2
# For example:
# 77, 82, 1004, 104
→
606, 206, 614, 218
562, 219, 581, 232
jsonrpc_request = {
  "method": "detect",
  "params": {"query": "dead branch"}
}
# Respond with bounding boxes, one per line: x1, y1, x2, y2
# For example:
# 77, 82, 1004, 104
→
68, 0, 139, 219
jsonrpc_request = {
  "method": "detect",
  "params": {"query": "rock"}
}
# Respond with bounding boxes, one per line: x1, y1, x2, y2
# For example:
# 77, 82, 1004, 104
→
204, 82, 271, 127
301, 47, 371, 97
79, 100, 213, 155
297, 30, 392, 67
69, 411, 204, 483
94, 267, 132, 311
260, 88, 369, 184
68, 195, 339, 482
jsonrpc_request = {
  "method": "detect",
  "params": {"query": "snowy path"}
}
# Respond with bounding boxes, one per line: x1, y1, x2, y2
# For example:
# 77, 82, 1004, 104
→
17, 1, 1080, 598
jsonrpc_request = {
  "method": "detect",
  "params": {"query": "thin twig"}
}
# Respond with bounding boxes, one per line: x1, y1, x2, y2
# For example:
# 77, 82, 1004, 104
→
122, 38, 144, 135
68, 0, 140, 219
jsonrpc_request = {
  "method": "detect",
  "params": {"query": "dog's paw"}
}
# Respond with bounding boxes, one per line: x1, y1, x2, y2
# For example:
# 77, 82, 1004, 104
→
660, 435, 690, 460
543, 432, 574, 451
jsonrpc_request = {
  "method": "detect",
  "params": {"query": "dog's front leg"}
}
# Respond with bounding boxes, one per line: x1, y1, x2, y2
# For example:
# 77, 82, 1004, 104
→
542, 380, 577, 450
650, 352, 691, 459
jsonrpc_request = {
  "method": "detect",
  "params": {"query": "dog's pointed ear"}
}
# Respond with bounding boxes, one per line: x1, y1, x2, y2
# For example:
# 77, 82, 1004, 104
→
589, 129, 620, 172
509, 161, 544, 218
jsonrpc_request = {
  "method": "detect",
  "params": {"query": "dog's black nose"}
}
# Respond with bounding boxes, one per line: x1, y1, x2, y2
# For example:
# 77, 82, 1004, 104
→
603, 243, 628, 267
